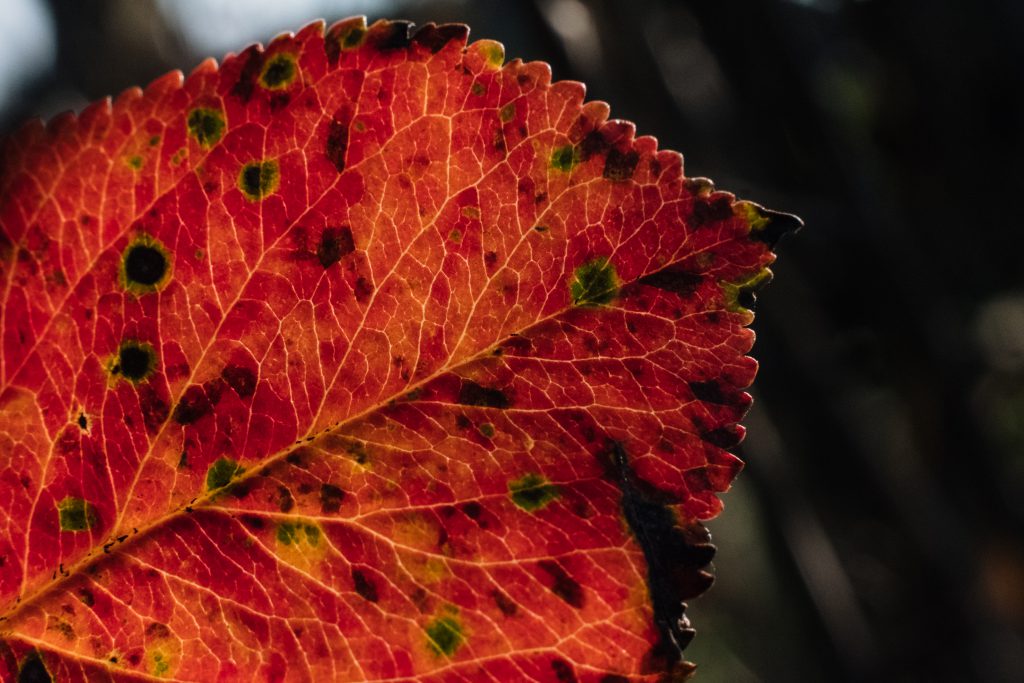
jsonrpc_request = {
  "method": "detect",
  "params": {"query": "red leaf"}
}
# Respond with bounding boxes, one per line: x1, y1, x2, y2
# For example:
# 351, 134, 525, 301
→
0, 17, 798, 682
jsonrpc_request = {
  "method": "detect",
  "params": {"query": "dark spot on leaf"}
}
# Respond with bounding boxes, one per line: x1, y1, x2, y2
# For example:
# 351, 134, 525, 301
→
115, 341, 156, 383
702, 426, 742, 449
268, 92, 290, 111
461, 501, 482, 520
186, 108, 225, 148
238, 160, 279, 200
241, 514, 265, 530
57, 497, 98, 532
286, 450, 307, 468
123, 243, 167, 288
579, 130, 610, 159
206, 458, 241, 490
221, 364, 256, 398
77, 588, 94, 607
259, 53, 297, 90
457, 379, 509, 409
603, 148, 640, 181
77, 413, 87, 430
551, 659, 578, 683
491, 589, 518, 616
173, 385, 212, 425
278, 486, 294, 513
352, 568, 379, 602
326, 21, 366, 63
455, 414, 471, 430
18, 650, 50, 683
230, 47, 263, 102
425, 614, 463, 657
371, 20, 414, 51
320, 483, 345, 513
603, 442, 714, 669
538, 560, 584, 608
689, 380, 730, 405
145, 622, 171, 639
139, 385, 169, 435
413, 23, 468, 53
354, 276, 373, 303
690, 193, 734, 228
317, 226, 355, 268
639, 268, 702, 297
571, 257, 619, 306
325, 113, 351, 172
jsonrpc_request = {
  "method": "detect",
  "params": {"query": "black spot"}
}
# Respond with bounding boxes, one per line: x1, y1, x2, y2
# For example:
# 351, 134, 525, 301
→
461, 501, 482, 520
77, 587, 94, 607
77, 413, 87, 430
278, 486, 295, 513
702, 426, 742, 449
491, 589, 518, 617
17, 651, 50, 683
690, 193, 734, 228
241, 514, 265, 530
352, 568, 379, 602
172, 385, 212, 425
124, 244, 167, 286
551, 659, 578, 683
688, 380, 730, 405
579, 130, 611, 160
239, 161, 279, 199
412, 23, 468, 53
603, 148, 640, 181
371, 21, 414, 50
457, 380, 510, 409
320, 483, 345, 513
118, 342, 154, 382
317, 227, 355, 268
325, 115, 351, 173
538, 560, 584, 608
230, 47, 263, 102
268, 92, 291, 111
639, 268, 702, 297
286, 450, 307, 467
221, 364, 257, 398
604, 442, 715, 671
139, 385, 170, 434
354, 276, 373, 303
455, 414, 472, 430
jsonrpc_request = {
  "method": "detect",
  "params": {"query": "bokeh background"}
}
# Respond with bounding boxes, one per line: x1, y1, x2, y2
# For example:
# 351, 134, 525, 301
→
2, 1, 1022, 681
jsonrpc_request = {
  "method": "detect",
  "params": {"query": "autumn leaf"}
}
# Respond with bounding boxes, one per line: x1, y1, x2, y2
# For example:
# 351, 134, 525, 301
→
0, 17, 798, 682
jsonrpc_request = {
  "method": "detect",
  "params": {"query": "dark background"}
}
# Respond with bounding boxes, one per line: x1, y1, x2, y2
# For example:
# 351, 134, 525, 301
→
2, 1, 1022, 681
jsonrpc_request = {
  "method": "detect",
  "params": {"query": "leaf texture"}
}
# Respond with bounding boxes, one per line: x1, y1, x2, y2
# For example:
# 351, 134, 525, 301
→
0, 17, 798, 682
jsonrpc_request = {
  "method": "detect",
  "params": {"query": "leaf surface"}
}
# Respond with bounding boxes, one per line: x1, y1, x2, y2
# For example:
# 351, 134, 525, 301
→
0, 18, 797, 682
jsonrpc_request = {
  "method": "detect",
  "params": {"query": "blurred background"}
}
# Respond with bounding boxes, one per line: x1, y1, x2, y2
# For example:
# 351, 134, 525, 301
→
2, 0, 1022, 680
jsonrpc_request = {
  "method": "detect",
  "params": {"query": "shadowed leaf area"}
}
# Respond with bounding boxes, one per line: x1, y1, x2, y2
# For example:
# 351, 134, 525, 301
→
0, 16, 795, 682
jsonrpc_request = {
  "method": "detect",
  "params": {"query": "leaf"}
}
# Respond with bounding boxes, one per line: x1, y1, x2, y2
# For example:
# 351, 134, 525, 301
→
0, 17, 799, 682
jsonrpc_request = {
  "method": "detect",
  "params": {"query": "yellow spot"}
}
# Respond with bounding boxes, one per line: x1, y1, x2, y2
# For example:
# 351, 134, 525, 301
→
733, 200, 770, 232
474, 40, 505, 70
273, 519, 327, 574
461, 206, 480, 219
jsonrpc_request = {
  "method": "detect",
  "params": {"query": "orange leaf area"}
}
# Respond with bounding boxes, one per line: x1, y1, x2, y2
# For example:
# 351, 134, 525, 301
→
0, 17, 797, 682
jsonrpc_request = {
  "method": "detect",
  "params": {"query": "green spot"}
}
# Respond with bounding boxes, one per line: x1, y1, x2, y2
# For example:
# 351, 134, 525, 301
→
238, 160, 279, 201
127, 155, 143, 170
277, 522, 298, 545
206, 458, 242, 490
304, 523, 321, 546
471, 81, 486, 96
425, 614, 464, 657
148, 135, 160, 147
58, 497, 98, 531
479, 423, 495, 438
187, 108, 225, 148
260, 53, 298, 90
550, 145, 580, 172
482, 43, 504, 68
152, 651, 169, 677
499, 103, 515, 123
171, 148, 186, 165
509, 473, 560, 512
111, 340, 157, 384
570, 257, 619, 306
448, 229, 462, 243
120, 234, 172, 295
